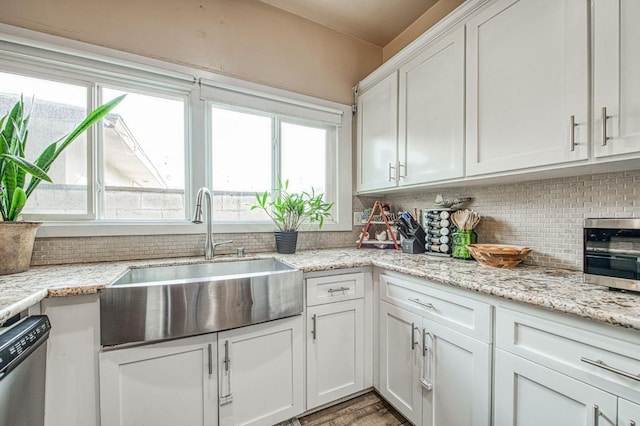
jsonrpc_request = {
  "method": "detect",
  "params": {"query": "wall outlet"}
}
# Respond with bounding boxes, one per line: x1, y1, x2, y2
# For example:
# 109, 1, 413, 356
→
353, 211, 363, 225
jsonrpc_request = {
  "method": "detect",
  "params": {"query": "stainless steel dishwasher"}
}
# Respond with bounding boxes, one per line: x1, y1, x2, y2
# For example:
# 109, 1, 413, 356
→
0, 315, 51, 426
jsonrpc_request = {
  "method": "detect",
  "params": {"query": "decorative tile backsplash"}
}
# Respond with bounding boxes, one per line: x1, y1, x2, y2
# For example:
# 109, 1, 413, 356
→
383, 170, 640, 270
31, 170, 639, 270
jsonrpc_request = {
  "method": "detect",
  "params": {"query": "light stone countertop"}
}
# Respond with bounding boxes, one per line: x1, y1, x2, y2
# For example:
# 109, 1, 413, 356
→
1, 248, 639, 331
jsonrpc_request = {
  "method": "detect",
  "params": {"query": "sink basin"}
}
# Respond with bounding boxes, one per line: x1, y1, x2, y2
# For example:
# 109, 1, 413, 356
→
110, 259, 295, 287
100, 259, 303, 346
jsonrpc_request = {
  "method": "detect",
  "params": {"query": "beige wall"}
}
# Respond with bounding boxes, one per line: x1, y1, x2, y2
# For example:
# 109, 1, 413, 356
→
383, 0, 465, 61
0, 0, 381, 105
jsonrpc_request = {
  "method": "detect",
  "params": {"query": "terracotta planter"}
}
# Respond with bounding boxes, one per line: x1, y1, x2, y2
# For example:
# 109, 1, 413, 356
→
0, 222, 41, 275
274, 231, 298, 254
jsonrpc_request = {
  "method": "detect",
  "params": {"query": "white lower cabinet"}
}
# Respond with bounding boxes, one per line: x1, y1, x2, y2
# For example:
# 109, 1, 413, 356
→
218, 315, 304, 426
494, 349, 617, 426
421, 321, 491, 426
306, 299, 365, 409
379, 301, 423, 425
495, 306, 640, 426
99, 333, 218, 426
618, 399, 640, 426
378, 298, 491, 426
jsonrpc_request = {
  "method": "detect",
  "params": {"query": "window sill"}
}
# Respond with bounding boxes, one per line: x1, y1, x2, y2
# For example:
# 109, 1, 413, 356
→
35, 220, 352, 238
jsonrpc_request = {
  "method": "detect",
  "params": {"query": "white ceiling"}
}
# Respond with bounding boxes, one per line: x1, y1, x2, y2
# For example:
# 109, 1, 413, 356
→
258, 0, 439, 47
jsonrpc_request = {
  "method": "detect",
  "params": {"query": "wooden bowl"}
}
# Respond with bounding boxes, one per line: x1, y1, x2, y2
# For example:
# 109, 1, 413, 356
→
466, 244, 532, 269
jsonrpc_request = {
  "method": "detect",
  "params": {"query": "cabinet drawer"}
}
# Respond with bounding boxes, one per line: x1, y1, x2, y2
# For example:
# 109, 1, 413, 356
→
496, 307, 640, 402
306, 273, 364, 306
380, 273, 492, 343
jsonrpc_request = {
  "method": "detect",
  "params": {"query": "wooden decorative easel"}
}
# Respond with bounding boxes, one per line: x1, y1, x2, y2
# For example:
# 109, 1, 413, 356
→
357, 201, 399, 249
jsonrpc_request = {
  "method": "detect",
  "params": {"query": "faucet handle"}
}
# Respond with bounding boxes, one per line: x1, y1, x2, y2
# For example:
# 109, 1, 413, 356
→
212, 240, 234, 256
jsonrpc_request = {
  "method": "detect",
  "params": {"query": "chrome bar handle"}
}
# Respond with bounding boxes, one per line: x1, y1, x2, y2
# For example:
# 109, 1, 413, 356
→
601, 107, 610, 146
207, 343, 213, 376
580, 357, 640, 382
420, 330, 433, 392
593, 405, 599, 426
223, 340, 230, 372
409, 298, 435, 310
388, 163, 396, 182
569, 115, 577, 152
220, 340, 233, 405
327, 287, 349, 295
398, 161, 406, 179
410, 323, 419, 350
629, 421, 636, 426
311, 314, 317, 341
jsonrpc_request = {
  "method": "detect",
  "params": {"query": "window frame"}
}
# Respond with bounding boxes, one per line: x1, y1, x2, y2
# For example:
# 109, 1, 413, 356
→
0, 23, 353, 237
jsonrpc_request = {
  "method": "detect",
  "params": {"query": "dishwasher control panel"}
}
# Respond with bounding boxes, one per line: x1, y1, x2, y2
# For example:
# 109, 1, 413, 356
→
0, 315, 50, 377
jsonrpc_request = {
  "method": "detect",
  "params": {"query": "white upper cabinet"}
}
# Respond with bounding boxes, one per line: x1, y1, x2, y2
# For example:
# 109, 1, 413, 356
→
465, 0, 589, 176
356, 72, 399, 192
398, 26, 465, 185
593, 0, 640, 158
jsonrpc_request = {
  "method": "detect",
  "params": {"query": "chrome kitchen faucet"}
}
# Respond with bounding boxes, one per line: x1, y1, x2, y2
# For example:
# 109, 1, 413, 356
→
192, 187, 233, 260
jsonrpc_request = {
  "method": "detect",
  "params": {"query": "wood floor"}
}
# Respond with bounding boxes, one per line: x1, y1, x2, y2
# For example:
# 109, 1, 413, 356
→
276, 392, 410, 426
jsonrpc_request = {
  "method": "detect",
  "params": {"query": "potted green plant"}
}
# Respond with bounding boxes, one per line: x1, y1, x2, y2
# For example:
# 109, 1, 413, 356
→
251, 178, 333, 254
0, 94, 125, 274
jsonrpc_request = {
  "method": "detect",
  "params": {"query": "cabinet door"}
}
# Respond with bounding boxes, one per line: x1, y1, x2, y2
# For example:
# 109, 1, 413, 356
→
218, 316, 303, 426
618, 398, 640, 426
398, 26, 465, 185
466, 0, 589, 176
421, 320, 491, 426
356, 72, 398, 192
378, 301, 422, 425
99, 334, 217, 426
494, 349, 617, 426
307, 299, 365, 409
593, 0, 640, 157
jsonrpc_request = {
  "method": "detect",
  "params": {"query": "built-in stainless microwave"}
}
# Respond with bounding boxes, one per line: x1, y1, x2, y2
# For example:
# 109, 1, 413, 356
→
583, 218, 640, 292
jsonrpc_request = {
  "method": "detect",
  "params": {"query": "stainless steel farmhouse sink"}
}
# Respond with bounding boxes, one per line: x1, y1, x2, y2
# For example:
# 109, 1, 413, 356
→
100, 259, 303, 346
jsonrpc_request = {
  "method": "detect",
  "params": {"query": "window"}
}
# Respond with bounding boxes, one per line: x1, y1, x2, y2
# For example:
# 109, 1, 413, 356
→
0, 72, 188, 223
0, 71, 90, 216
210, 106, 333, 224
0, 27, 352, 235
101, 88, 186, 220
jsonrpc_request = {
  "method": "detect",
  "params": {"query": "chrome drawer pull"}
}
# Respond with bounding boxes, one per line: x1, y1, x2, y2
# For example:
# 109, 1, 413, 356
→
420, 331, 433, 392
569, 115, 577, 151
207, 343, 213, 376
629, 421, 636, 426
220, 340, 233, 404
410, 323, 419, 350
408, 298, 434, 309
311, 314, 317, 340
593, 405, 599, 426
601, 107, 610, 146
580, 357, 640, 382
327, 286, 350, 295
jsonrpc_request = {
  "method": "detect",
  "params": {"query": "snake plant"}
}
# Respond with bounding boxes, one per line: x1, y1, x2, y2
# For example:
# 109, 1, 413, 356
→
0, 95, 124, 221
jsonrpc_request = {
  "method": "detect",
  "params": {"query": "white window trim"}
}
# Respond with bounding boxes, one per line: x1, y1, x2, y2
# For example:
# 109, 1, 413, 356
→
0, 23, 353, 237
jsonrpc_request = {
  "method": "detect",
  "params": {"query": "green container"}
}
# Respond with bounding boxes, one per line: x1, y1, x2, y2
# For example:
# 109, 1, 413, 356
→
451, 229, 477, 259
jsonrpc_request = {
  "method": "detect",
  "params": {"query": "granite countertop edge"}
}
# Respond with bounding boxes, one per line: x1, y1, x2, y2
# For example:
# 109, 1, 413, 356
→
0, 248, 638, 332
